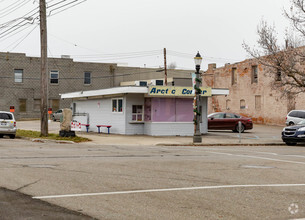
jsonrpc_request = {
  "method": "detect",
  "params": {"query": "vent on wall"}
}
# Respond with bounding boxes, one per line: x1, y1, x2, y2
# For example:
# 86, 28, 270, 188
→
135, 81, 147, 86
151, 80, 164, 86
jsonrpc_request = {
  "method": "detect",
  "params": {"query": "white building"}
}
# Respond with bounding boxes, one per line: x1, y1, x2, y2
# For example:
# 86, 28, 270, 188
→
61, 85, 229, 136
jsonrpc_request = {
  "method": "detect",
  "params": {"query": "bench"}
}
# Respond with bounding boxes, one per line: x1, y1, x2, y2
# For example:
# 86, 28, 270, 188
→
81, 124, 90, 133
96, 125, 112, 134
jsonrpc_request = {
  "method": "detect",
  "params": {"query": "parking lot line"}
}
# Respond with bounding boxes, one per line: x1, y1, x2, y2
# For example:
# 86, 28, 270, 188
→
33, 183, 305, 200
205, 151, 305, 165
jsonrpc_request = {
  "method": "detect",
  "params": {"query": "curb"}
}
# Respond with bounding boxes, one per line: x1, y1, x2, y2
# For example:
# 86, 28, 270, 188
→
158, 143, 286, 147
31, 138, 75, 144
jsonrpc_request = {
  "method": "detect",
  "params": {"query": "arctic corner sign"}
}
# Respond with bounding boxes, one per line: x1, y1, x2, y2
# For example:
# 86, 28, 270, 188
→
148, 86, 212, 97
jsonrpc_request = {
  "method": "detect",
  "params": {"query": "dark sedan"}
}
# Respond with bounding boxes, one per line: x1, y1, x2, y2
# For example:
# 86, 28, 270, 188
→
208, 112, 253, 133
282, 120, 305, 146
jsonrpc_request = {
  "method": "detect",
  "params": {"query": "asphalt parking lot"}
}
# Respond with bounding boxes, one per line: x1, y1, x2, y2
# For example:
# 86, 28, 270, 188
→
0, 137, 305, 219
16, 120, 285, 146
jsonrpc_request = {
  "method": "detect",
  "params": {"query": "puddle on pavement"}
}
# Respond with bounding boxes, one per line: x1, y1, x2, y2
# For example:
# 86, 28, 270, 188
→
24, 164, 57, 168
240, 165, 274, 169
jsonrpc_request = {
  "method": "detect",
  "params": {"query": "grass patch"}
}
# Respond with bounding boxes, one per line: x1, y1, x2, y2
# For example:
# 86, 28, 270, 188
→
16, 129, 91, 143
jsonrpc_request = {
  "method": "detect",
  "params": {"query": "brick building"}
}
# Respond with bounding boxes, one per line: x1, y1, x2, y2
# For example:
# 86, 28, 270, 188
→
0, 52, 192, 119
203, 60, 305, 126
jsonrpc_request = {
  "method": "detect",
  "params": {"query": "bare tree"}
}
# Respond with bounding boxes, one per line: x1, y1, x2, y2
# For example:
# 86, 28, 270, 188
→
243, 0, 305, 95
168, 62, 177, 69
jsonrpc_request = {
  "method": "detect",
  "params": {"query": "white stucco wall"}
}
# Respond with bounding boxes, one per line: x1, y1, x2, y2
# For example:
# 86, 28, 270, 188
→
125, 94, 145, 135
72, 94, 209, 136
72, 97, 126, 134
144, 122, 194, 136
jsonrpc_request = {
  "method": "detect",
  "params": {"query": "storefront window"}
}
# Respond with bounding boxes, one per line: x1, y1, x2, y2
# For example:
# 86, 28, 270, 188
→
132, 105, 143, 121
151, 98, 193, 122
112, 98, 123, 112
152, 98, 175, 122
175, 99, 193, 122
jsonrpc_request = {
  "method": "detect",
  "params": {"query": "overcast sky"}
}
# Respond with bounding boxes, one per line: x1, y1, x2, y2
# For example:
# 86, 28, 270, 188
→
0, 0, 293, 70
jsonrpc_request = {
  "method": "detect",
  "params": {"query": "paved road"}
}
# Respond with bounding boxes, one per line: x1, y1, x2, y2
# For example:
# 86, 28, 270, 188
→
0, 138, 305, 219
0, 187, 94, 220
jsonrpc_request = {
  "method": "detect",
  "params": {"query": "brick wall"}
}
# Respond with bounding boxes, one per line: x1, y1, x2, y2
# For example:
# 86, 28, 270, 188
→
203, 60, 305, 126
0, 52, 192, 120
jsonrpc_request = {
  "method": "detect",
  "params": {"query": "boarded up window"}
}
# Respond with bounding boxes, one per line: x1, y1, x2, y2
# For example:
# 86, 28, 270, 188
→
276, 69, 281, 81
34, 99, 40, 111
19, 99, 26, 112
251, 66, 258, 83
231, 68, 237, 85
144, 98, 151, 121
255, 95, 261, 110
52, 99, 60, 111
226, 99, 231, 110
240, 99, 246, 109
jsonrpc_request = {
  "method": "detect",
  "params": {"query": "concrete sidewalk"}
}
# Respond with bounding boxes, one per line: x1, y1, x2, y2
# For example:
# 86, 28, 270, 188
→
16, 120, 285, 146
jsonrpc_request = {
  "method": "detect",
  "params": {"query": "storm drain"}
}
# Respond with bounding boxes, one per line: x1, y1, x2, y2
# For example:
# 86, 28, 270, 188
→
24, 164, 57, 168
241, 165, 274, 169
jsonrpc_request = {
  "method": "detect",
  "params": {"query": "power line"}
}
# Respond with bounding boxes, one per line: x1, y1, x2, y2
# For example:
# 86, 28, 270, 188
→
5, 24, 38, 51
0, 8, 39, 39
167, 49, 241, 62
0, 0, 32, 19
48, 0, 87, 17
0, 0, 26, 13
0, 0, 86, 42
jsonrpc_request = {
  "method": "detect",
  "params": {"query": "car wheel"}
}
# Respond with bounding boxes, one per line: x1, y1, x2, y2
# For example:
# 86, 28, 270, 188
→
52, 116, 56, 121
236, 124, 245, 133
0, 134, 3, 138
289, 122, 295, 126
9, 134, 15, 139
285, 142, 297, 146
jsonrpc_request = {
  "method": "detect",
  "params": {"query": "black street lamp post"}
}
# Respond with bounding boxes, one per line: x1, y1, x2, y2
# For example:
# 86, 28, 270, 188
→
193, 52, 203, 143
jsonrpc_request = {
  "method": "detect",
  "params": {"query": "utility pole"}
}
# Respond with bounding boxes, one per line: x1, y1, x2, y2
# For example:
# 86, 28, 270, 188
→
163, 48, 167, 86
40, 0, 48, 136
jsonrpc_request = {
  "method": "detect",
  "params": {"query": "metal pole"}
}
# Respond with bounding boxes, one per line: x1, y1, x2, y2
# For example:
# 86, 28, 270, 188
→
164, 48, 167, 86
193, 64, 202, 143
238, 121, 241, 143
40, 0, 48, 136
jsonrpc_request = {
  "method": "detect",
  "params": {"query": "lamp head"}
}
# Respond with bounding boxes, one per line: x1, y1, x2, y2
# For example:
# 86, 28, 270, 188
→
194, 51, 202, 66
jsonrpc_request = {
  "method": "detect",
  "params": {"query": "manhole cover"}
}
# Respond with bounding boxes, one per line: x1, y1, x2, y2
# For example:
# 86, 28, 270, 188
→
25, 164, 57, 168
241, 165, 274, 169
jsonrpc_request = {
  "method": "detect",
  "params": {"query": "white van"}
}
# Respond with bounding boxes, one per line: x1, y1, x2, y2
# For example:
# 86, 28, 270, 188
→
286, 110, 305, 126
0, 111, 17, 139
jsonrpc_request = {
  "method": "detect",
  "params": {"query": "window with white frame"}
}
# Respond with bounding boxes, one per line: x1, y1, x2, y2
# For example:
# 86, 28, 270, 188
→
112, 98, 123, 112
50, 70, 59, 84
84, 72, 91, 85
132, 105, 143, 121
14, 69, 23, 83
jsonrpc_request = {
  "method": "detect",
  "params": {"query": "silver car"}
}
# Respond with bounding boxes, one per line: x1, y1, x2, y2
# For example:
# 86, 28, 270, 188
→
51, 109, 63, 121
0, 111, 17, 139
286, 110, 305, 126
